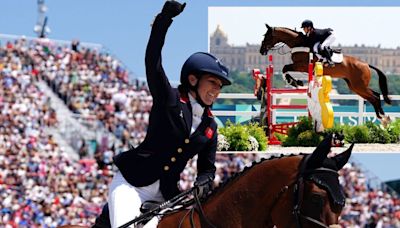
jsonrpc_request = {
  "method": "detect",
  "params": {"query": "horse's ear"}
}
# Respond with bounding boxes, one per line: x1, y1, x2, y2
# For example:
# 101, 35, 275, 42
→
265, 23, 271, 30
307, 134, 332, 168
332, 143, 354, 170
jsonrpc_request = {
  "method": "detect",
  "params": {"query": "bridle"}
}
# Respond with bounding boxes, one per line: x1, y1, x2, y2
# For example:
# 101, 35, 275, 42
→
271, 155, 341, 228
262, 28, 291, 55
293, 156, 340, 228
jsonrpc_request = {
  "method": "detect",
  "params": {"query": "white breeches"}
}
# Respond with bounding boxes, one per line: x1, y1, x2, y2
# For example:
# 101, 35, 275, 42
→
108, 171, 165, 228
313, 33, 336, 53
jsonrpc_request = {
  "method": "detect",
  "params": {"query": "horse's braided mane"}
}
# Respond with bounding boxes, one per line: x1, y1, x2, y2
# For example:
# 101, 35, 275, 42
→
203, 153, 307, 201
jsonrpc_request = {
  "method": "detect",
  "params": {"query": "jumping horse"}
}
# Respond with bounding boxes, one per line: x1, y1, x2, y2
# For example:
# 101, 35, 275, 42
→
260, 24, 391, 120
59, 135, 352, 228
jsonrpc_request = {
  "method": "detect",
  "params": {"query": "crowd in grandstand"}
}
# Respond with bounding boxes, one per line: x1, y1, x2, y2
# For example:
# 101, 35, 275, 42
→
36, 38, 152, 150
340, 163, 400, 227
0, 39, 112, 227
0, 37, 400, 227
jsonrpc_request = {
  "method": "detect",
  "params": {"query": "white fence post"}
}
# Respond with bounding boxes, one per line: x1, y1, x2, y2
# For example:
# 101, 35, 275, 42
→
358, 97, 365, 125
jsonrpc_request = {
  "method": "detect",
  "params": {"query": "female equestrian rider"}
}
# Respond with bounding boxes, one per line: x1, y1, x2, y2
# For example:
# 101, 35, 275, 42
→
301, 19, 336, 66
107, 1, 232, 227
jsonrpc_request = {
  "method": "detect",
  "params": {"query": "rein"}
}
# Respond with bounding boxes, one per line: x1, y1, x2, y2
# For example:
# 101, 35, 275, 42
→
178, 187, 216, 228
270, 43, 291, 55
118, 188, 194, 228
268, 42, 286, 51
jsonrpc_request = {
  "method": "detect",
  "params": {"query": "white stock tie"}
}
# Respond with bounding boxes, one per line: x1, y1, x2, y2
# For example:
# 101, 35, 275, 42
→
189, 94, 204, 135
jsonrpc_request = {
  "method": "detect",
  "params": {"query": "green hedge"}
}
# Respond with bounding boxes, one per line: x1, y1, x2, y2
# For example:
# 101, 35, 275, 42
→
218, 118, 400, 150
279, 117, 400, 146
218, 121, 268, 151
281, 117, 322, 147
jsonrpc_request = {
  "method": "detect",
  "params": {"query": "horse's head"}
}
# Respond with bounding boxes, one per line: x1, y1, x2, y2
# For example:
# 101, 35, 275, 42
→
157, 136, 352, 228
273, 135, 353, 228
260, 24, 306, 55
260, 24, 275, 55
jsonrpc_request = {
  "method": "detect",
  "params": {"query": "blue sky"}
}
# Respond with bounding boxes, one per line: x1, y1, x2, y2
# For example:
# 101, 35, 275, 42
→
1, 0, 400, 182
352, 154, 400, 182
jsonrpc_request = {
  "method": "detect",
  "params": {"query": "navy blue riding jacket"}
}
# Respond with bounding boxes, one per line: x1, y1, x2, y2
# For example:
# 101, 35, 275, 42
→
113, 12, 218, 200
304, 28, 333, 50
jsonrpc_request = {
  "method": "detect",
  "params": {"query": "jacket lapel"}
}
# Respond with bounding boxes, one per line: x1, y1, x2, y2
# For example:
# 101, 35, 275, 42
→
179, 93, 192, 134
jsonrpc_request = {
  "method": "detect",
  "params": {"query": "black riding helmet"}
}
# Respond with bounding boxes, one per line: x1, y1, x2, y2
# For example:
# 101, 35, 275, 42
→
180, 52, 231, 107
181, 52, 231, 87
301, 19, 314, 28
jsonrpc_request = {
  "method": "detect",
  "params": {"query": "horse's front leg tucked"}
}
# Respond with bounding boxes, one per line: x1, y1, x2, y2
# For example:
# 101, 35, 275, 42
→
282, 64, 304, 87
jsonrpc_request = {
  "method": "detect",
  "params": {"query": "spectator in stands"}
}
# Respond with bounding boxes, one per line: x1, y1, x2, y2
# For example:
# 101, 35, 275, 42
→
106, 1, 232, 228
71, 39, 80, 53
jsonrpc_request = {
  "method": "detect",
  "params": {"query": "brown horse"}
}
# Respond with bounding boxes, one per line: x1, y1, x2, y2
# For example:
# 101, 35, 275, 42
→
59, 135, 352, 228
259, 24, 391, 119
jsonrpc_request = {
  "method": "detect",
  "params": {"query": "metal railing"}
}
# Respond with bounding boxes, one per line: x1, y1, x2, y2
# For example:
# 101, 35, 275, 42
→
215, 93, 400, 125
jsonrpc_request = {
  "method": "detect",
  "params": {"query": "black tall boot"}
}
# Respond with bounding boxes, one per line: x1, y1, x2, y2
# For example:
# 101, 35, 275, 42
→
322, 47, 335, 67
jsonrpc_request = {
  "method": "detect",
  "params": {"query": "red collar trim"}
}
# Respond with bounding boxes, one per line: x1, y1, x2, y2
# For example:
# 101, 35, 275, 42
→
206, 107, 213, 117
179, 93, 189, 103
180, 92, 213, 117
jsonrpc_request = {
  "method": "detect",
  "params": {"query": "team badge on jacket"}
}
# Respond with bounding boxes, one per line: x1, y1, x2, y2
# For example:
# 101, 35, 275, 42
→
205, 127, 214, 139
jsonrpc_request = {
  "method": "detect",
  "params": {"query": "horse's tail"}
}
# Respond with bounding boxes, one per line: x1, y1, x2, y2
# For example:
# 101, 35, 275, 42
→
369, 64, 391, 104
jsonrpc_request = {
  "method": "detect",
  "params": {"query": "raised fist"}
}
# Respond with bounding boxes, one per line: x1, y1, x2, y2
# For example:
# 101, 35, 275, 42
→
161, 0, 186, 18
